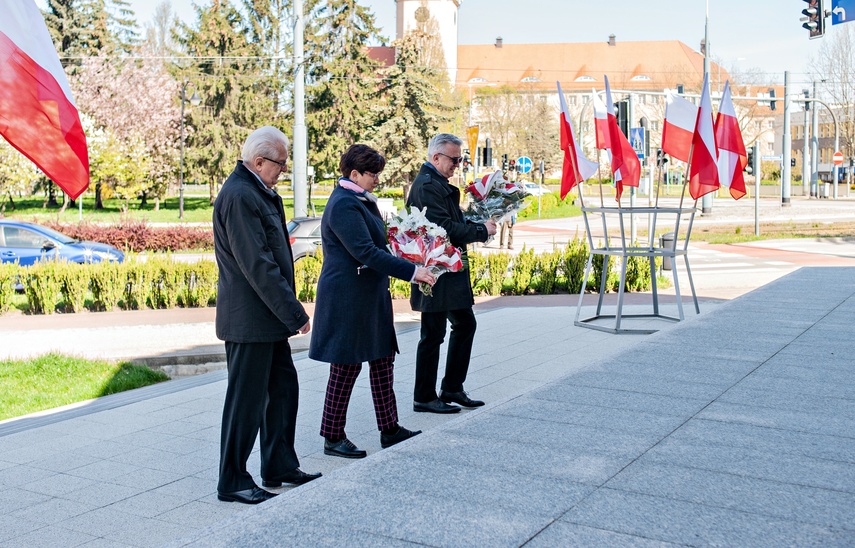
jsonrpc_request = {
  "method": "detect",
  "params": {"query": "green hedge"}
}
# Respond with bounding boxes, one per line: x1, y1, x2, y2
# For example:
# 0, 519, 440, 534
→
1, 239, 662, 315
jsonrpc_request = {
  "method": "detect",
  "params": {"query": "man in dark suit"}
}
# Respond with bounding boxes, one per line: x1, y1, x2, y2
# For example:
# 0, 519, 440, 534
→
406, 133, 497, 414
213, 126, 321, 505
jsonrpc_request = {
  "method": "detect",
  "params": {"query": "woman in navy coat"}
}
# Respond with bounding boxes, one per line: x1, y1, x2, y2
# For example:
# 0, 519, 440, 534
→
309, 144, 436, 458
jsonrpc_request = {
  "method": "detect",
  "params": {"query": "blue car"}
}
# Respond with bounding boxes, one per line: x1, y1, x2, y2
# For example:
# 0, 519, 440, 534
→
0, 220, 124, 266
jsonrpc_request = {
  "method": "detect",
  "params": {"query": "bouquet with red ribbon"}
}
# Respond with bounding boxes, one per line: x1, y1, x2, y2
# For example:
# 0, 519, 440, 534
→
387, 207, 464, 296
463, 170, 531, 224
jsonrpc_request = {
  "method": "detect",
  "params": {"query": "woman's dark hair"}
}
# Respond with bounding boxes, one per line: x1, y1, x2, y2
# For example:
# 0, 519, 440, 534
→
339, 144, 386, 178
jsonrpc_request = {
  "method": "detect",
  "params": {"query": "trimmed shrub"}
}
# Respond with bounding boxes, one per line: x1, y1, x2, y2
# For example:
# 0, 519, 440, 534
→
123, 261, 154, 310
90, 262, 124, 311
0, 263, 18, 314
25, 261, 63, 314
389, 278, 411, 299
467, 251, 489, 296
510, 247, 536, 295
295, 251, 322, 302
534, 250, 561, 294
42, 220, 213, 253
485, 252, 511, 296
57, 261, 91, 313
560, 236, 589, 294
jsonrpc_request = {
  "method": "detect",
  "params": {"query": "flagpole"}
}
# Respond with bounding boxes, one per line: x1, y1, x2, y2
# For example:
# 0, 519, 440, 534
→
678, 143, 695, 211
595, 150, 605, 208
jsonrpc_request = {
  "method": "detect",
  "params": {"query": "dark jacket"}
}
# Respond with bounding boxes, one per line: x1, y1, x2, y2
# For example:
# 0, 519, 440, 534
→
309, 184, 415, 364
406, 162, 489, 312
213, 161, 309, 342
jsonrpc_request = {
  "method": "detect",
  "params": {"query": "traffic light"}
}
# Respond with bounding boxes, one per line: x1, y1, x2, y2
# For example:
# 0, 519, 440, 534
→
462, 149, 470, 173
615, 100, 629, 136
801, 0, 825, 39
791, 158, 797, 168
745, 149, 754, 175
769, 88, 777, 111
656, 148, 668, 167
509, 158, 516, 172
501, 154, 509, 171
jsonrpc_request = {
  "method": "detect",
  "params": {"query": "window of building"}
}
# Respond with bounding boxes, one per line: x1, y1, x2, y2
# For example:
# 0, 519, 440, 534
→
754, 121, 761, 131
575, 75, 595, 82
521, 76, 541, 83
651, 121, 660, 132
767, 120, 774, 129
630, 75, 652, 81
569, 95, 577, 105
767, 142, 774, 153
468, 77, 487, 83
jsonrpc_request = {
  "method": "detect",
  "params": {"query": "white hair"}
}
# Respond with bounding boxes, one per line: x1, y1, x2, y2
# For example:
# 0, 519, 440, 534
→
242, 126, 290, 162
427, 133, 463, 159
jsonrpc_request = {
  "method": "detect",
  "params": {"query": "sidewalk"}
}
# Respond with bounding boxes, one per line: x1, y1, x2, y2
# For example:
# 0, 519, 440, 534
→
0, 267, 852, 546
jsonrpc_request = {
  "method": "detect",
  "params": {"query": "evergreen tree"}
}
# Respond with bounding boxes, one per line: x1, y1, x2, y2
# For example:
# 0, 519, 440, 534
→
242, 0, 291, 115
43, 0, 138, 64
177, 0, 275, 204
305, 0, 384, 178
370, 32, 452, 188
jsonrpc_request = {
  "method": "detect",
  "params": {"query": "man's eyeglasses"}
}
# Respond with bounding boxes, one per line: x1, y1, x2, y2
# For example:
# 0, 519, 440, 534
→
262, 157, 288, 170
437, 152, 463, 165
362, 171, 380, 181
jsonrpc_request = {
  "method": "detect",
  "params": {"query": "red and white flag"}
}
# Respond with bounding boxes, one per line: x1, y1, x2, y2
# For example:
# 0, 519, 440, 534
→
0, 0, 89, 200
557, 82, 597, 200
715, 81, 747, 200
591, 89, 611, 150
689, 73, 719, 200
603, 75, 640, 201
662, 91, 698, 163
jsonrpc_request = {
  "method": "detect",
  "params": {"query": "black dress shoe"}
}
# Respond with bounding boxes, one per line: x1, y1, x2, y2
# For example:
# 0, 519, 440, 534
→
413, 398, 461, 414
439, 390, 485, 408
381, 426, 422, 448
217, 486, 277, 504
324, 437, 367, 459
261, 468, 322, 488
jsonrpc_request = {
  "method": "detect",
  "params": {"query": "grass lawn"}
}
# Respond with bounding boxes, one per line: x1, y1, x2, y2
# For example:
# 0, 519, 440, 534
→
0, 195, 330, 224
0, 353, 169, 421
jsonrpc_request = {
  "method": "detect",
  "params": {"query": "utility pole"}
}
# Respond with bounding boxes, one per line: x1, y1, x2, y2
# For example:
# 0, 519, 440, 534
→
782, 71, 792, 206
810, 80, 820, 197
292, 0, 308, 218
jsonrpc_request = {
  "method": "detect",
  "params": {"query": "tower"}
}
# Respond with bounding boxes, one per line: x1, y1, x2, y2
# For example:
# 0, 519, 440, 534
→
395, 0, 461, 84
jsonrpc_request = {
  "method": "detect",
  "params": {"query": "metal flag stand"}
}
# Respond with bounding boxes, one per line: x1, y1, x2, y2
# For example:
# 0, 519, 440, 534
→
573, 158, 700, 335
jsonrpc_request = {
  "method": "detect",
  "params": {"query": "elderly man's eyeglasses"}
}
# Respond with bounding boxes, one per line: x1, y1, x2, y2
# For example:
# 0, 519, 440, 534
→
262, 157, 287, 170
437, 152, 463, 165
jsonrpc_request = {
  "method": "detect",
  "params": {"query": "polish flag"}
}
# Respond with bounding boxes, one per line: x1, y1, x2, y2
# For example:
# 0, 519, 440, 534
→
591, 89, 611, 150
689, 73, 720, 200
557, 82, 597, 199
604, 75, 640, 201
0, 0, 89, 200
662, 91, 698, 163
715, 81, 747, 200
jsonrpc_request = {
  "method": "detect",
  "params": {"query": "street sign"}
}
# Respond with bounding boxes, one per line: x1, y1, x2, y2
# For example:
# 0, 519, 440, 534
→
516, 156, 533, 174
833, 151, 845, 165
630, 127, 645, 159
761, 155, 783, 161
832, 0, 855, 25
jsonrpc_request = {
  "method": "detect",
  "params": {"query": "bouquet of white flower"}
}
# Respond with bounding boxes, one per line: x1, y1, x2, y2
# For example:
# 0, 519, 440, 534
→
387, 207, 464, 296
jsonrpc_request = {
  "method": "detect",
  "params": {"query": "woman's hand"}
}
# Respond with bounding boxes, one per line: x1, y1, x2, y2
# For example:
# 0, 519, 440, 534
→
413, 266, 436, 286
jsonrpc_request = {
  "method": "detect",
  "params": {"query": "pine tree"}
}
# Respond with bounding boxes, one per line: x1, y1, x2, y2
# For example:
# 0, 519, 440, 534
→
305, 0, 384, 178
176, 0, 274, 204
370, 32, 452, 187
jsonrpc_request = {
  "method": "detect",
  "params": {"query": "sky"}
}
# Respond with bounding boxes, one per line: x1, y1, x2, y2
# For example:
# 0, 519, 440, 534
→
124, 0, 828, 88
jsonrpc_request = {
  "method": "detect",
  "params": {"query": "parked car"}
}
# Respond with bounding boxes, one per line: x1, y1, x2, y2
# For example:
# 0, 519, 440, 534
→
0, 220, 124, 266
523, 182, 552, 196
287, 216, 322, 261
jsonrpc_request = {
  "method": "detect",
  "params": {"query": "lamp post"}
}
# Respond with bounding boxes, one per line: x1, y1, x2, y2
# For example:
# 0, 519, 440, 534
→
179, 81, 201, 220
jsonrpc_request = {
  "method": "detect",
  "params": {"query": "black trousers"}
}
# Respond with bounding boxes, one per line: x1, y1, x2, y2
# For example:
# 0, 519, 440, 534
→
414, 308, 477, 403
218, 339, 300, 493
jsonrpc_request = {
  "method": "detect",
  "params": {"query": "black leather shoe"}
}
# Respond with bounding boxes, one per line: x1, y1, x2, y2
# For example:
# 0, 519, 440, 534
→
324, 437, 367, 459
381, 426, 422, 449
413, 398, 461, 414
262, 468, 322, 488
217, 486, 277, 504
439, 390, 485, 408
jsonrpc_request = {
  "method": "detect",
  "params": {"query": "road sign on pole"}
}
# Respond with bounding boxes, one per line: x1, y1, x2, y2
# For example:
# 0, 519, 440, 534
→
630, 127, 645, 159
516, 156, 533, 174
833, 151, 844, 165
832, 0, 854, 25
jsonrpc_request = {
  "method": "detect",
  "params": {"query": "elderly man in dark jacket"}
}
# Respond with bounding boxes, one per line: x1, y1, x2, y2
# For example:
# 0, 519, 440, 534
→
406, 133, 497, 413
213, 126, 321, 505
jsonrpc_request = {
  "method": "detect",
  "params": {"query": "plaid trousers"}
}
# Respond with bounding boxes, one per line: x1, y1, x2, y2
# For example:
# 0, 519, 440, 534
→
320, 355, 398, 439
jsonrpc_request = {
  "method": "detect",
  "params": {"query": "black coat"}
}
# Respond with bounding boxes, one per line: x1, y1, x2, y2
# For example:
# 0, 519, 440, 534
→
406, 163, 489, 312
213, 161, 309, 342
309, 185, 415, 364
